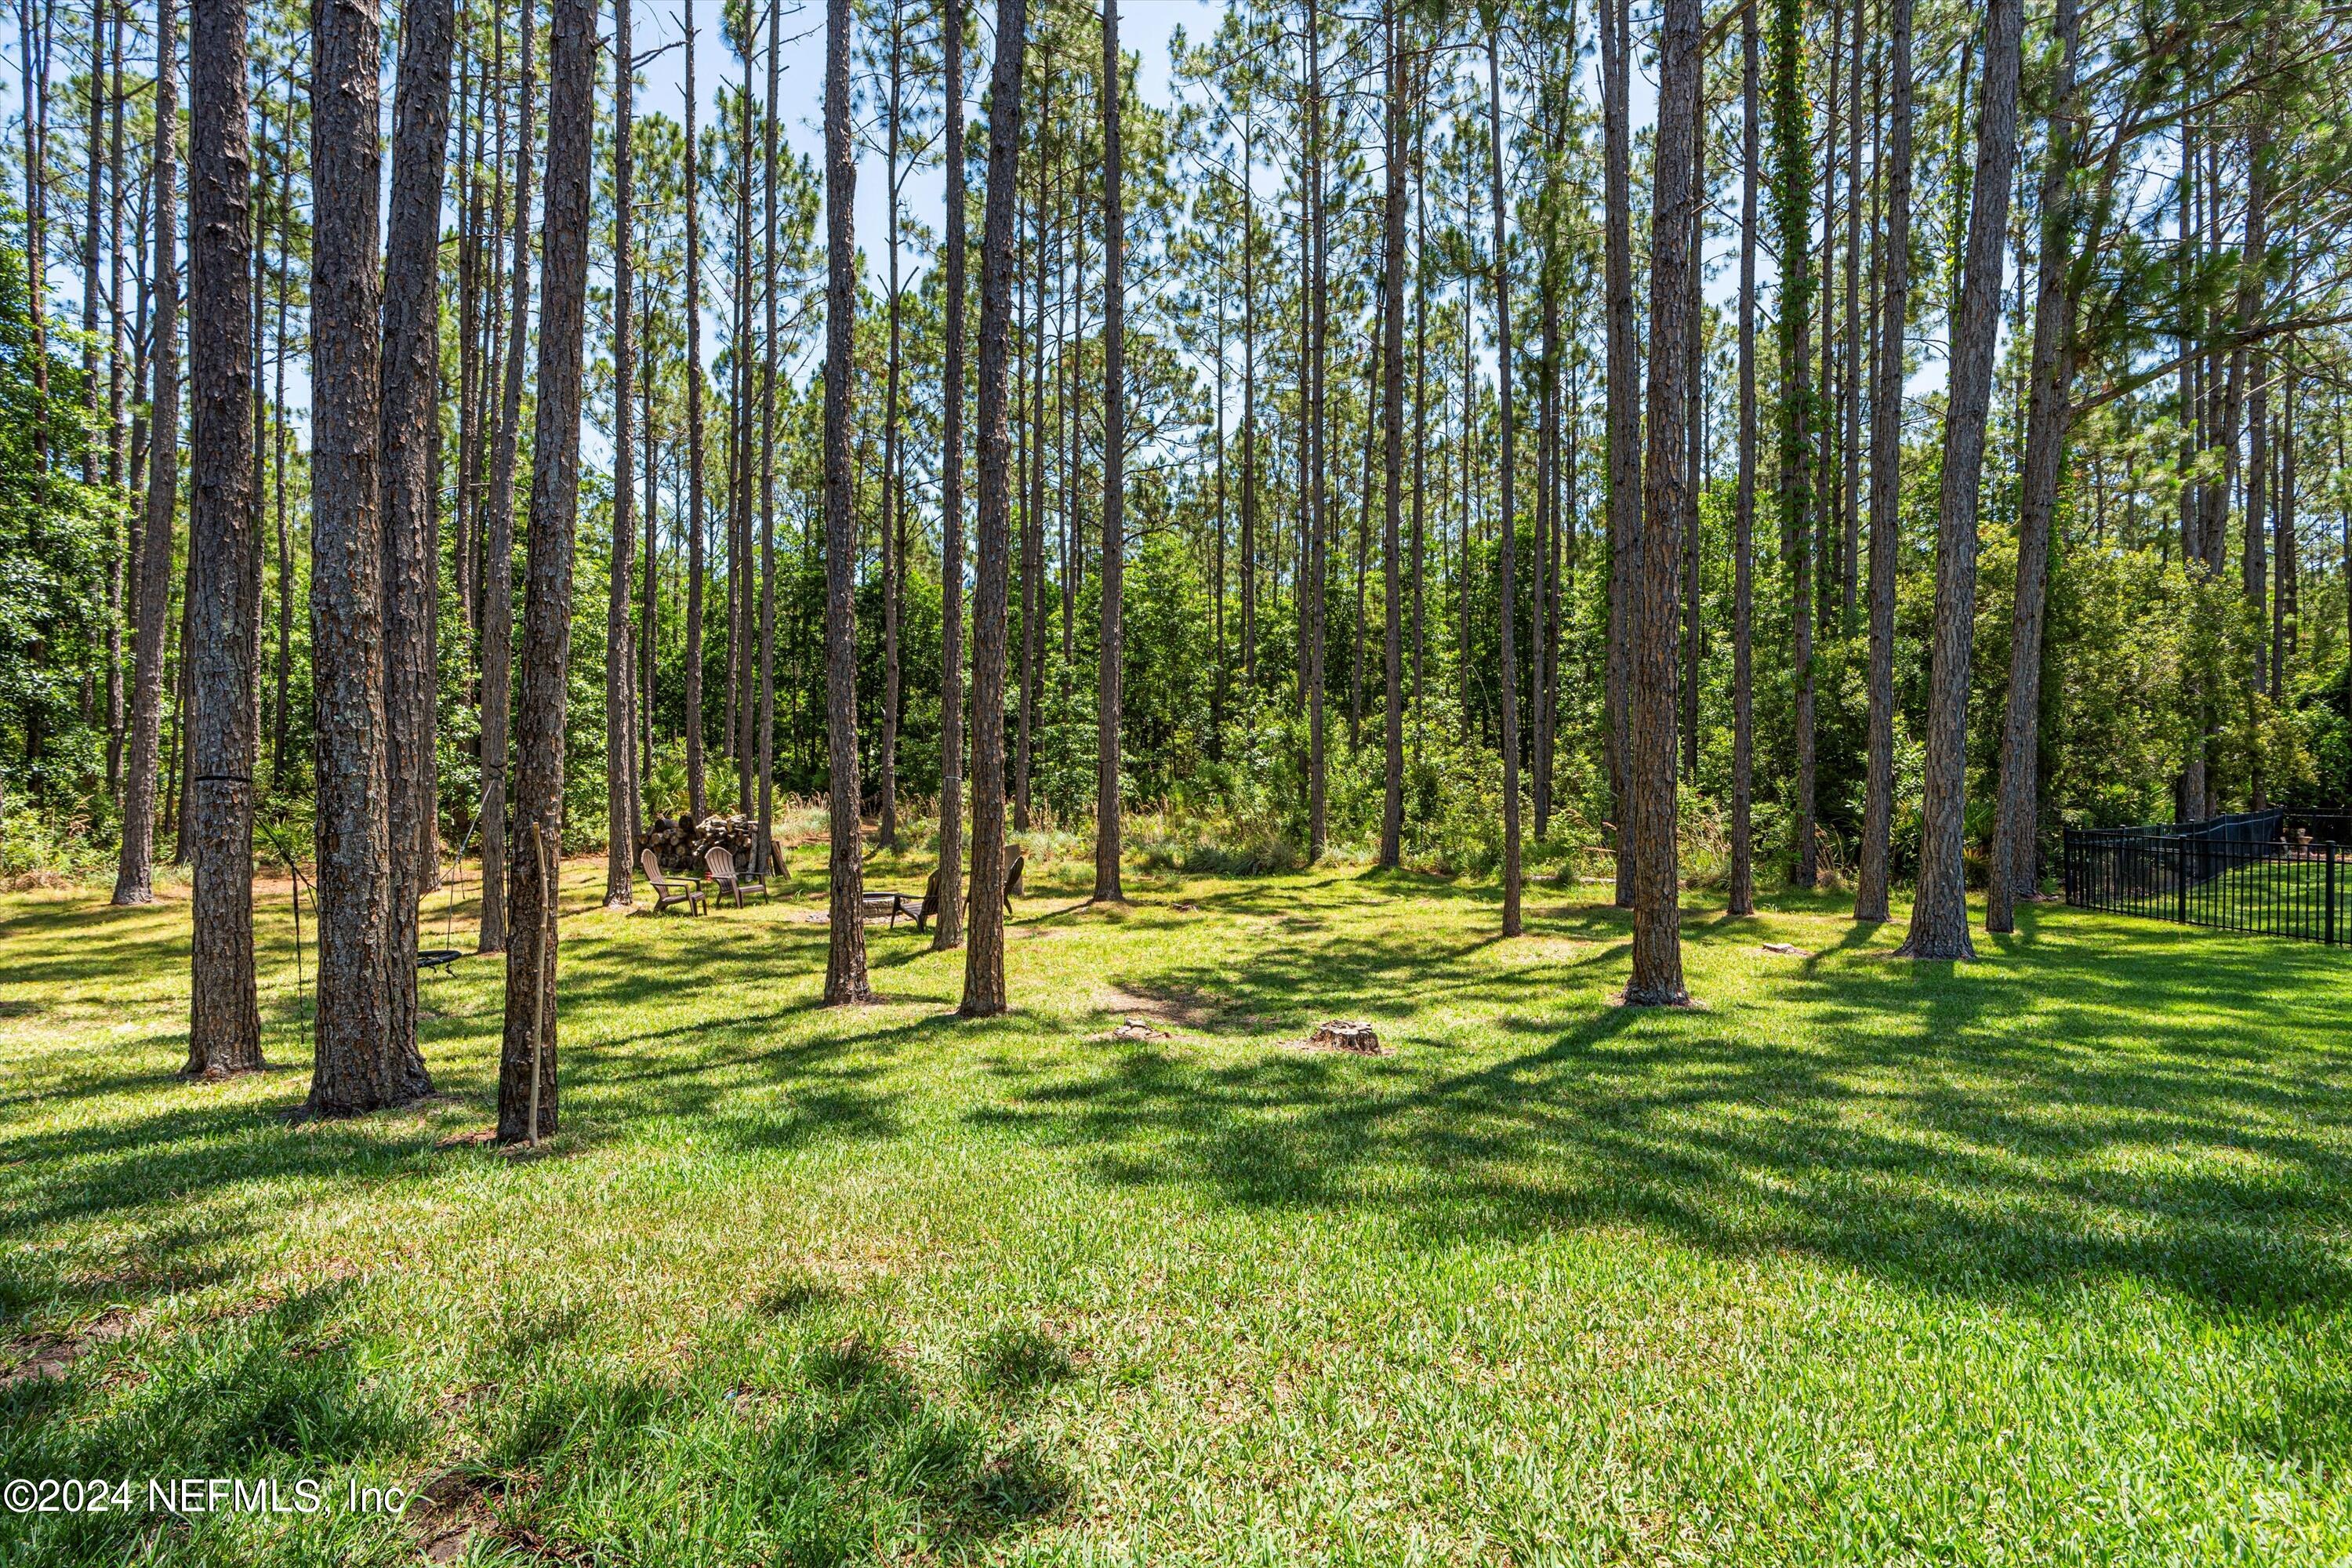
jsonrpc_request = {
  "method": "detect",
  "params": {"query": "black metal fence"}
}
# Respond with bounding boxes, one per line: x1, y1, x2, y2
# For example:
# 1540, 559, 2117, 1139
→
2062, 809, 2345, 946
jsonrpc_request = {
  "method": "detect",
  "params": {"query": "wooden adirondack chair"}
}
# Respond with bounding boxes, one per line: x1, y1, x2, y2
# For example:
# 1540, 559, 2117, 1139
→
702, 844, 773, 907
640, 848, 706, 915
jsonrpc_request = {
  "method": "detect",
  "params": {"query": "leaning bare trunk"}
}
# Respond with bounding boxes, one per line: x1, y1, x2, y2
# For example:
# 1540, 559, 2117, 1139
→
112, 0, 177, 909
1628, 0, 1696, 1004
378, 0, 456, 1074
1898, 0, 2022, 961
1855, 0, 1912, 924
499, 0, 594, 1144
1986, 0, 2079, 935
821, 0, 872, 1002
186, 0, 261, 1075
934, 0, 967, 951
961, 0, 1028, 1016
479, 0, 535, 956
310, 0, 429, 1113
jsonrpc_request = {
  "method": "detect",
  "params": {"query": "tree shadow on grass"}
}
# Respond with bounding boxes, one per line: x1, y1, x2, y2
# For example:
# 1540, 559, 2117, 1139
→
478, 1312, 1071, 1564
972, 891, 2352, 1319
0, 1278, 422, 1568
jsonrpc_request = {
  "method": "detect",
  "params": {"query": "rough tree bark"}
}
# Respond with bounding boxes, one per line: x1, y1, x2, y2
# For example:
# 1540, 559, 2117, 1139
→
111, 0, 176, 909
1602, 0, 1637, 909
821, 0, 873, 1002
683, 6, 706, 819
479, 0, 535, 956
1854, 0, 1911, 924
498, 0, 594, 1145
961, 0, 1027, 1016
604, 0, 637, 909
1728, 4, 1759, 919
185, 0, 261, 1076
1628, 0, 1696, 1004
1769, 0, 1818, 890
379, 0, 456, 1076
1094, 0, 1126, 902
1377, 2, 1405, 871
1986, 0, 2081, 935
877, 5, 906, 851
310, 0, 430, 1113
934, 0, 967, 950
1486, 24, 1521, 938
1898, 0, 2022, 961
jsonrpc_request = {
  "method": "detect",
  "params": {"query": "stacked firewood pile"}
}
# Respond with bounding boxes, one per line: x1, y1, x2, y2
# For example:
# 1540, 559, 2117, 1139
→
639, 813, 786, 878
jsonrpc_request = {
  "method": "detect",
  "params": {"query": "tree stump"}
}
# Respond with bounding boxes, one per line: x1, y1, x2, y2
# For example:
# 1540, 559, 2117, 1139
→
1311, 1020, 1381, 1054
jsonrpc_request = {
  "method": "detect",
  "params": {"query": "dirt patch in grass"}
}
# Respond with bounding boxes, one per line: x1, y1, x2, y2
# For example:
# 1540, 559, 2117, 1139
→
1, 1307, 136, 1388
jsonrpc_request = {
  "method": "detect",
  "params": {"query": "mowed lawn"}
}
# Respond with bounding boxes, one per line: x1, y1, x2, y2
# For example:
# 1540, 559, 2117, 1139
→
5, 844, 2351, 1566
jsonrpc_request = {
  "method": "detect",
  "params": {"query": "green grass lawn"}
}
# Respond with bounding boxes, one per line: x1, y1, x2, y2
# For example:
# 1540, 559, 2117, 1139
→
5, 844, 2351, 1565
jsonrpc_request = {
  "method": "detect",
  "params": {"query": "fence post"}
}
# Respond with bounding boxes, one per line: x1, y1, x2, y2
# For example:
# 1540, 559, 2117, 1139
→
2176, 839, 2189, 925
2329, 845, 2339, 947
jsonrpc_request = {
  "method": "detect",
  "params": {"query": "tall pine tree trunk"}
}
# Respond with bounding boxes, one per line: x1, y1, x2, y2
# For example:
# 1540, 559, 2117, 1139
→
1602, 0, 1637, 909
379, 0, 456, 1077
1486, 26, 1520, 938
1898, 0, 2021, 961
1629, 0, 1697, 1004
605, 0, 637, 908
1094, 0, 1126, 902
821, 0, 873, 1000
310, 0, 427, 1113
1728, 4, 1759, 917
479, 0, 534, 956
877, 7, 906, 851
1854, 0, 1911, 924
498, 0, 594, 1145
1986, 0, 2081, 935
111, 0, 176, 908
186, 0, 261, 1076
935, 0, 967, 949
1769, 0, 1818, 891
683, 10, 706, 819
1377, 2, 1405, 871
